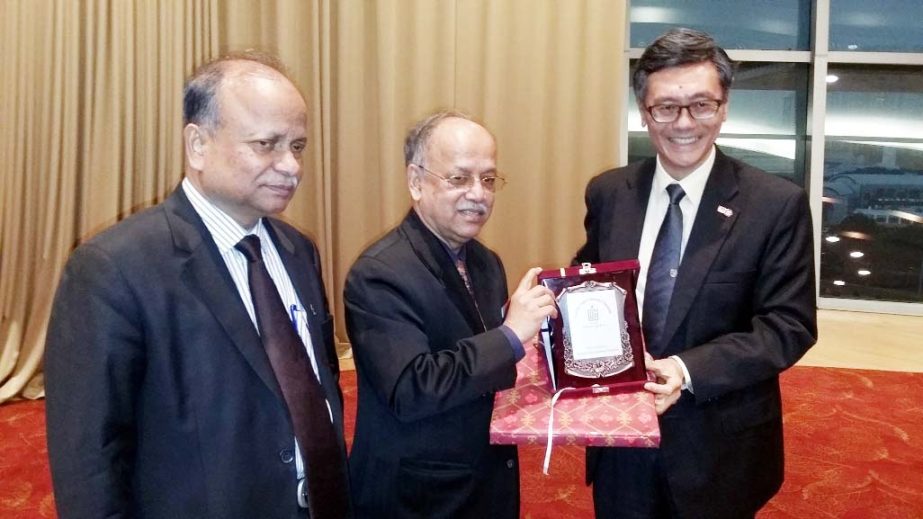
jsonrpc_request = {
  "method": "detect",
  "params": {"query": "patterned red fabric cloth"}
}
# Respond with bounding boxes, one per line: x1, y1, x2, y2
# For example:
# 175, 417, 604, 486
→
489, 344, 660, 448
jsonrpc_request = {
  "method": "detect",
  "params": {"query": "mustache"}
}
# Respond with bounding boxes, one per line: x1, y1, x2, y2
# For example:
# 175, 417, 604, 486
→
457, 203, 489, 215
269, 175, 299, 189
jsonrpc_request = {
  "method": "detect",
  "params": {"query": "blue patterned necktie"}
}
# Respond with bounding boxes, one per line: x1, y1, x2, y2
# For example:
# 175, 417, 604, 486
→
643, 184, 686, 356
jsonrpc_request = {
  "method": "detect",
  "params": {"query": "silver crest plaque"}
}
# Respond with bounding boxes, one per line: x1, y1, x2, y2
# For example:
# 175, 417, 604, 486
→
556, 280, 633, 378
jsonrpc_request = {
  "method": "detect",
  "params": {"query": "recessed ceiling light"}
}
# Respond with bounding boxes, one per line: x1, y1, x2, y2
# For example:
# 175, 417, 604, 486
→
849, 251, 865, 258
857, 269, 871, 276
825, 235, 841, 243
833, 280, 846, 286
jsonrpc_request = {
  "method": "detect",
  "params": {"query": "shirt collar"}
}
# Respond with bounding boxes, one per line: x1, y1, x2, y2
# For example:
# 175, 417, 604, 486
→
653, 146, 715, 206
182, 177, 266, 253
437, 238, 466, 263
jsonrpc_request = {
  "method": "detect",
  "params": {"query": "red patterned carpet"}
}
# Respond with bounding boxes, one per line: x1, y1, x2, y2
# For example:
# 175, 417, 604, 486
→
2, 366, 921, 518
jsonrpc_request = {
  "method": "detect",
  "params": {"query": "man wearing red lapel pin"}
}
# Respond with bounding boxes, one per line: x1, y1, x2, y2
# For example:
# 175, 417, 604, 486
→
574, 28, 817, 518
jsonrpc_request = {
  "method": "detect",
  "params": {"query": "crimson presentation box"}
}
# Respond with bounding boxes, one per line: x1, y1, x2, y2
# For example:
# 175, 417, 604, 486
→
490, 260, 660, 449
490, 342, 660, 448
537, 260, 648, 397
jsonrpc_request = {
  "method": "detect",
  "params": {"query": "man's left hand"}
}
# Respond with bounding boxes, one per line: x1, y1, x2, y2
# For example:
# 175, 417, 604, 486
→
643, 353, 684, 415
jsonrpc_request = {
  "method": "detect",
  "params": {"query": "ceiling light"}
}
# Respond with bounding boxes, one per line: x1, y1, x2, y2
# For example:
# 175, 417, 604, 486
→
833, 280, 846, 286
826, 74, 839, 84
841, 231, 872, 240
825, 236, 841, 243
857, 269, 871, 276
849, 251, 865, 258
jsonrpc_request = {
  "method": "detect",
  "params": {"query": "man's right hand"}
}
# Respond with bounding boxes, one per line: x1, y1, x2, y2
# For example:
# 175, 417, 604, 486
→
503, 267, 558, 344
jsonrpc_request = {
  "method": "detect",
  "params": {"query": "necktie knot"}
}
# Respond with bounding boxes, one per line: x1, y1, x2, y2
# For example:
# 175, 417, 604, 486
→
666, 183, 686, 205
235, 235, 263, 263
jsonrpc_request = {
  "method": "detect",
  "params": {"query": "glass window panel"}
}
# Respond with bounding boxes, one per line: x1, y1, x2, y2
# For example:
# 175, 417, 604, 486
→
630, 0, 811, 50
822, 65, 923, 303
830, 0, 923, 52
628, 62, 808, 186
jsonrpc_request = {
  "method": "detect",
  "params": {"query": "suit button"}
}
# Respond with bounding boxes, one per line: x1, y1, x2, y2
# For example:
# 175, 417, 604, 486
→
279, 449, 295, 463
506, 459, 515, 469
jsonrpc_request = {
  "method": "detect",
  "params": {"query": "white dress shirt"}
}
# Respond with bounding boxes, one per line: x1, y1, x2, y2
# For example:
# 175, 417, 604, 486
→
183, 178, 320, 479
636, 147, 716, 391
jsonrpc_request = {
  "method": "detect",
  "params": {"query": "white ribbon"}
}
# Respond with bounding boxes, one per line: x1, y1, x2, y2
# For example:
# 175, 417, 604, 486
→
543, 386, 577, 475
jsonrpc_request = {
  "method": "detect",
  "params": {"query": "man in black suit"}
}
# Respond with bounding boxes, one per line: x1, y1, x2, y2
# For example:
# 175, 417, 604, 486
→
45, 52, 350, 518
576, 28, 817, 518
344, 111, 557, 518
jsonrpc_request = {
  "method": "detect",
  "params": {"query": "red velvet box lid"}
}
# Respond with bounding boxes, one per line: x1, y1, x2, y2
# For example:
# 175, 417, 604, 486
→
490, 344, 660, 448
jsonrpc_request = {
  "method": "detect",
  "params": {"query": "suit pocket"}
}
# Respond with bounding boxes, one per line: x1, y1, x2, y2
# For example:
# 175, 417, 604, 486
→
704, 269, 757, 285
397, 458, 475, 518
719, 390, 781, 436
697, 270, 758, 333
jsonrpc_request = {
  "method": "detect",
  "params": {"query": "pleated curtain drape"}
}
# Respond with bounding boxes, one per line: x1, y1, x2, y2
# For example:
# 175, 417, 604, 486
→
0, 0, 626, 403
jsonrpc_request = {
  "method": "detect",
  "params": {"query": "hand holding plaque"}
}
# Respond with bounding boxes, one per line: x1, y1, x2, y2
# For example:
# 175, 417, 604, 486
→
643, 353, 685, 415
503, 267, 559, 344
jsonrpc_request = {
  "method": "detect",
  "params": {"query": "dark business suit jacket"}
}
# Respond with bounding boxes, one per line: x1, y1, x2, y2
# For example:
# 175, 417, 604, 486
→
45, 186, 348, 519
576, 149, 817, 518
344, 210, 519, 519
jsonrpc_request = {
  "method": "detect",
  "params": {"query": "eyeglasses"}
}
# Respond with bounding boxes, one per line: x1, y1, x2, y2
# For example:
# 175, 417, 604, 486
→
414, 164, 507, 192
646, 99, 723, 123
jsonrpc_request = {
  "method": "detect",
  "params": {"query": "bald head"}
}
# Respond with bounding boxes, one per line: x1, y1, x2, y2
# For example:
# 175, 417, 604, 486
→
404, 110, 494, 166
183, 51, 304, 135
424, 117, 496, 170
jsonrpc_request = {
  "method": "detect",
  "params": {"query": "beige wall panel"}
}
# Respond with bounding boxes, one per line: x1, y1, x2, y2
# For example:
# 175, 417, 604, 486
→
328, 0, 457, 346
455, 0, 626, 286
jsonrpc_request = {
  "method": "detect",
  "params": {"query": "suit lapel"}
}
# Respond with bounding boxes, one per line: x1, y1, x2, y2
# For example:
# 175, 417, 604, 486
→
401, 210, 486, 334
266, 220, 345, 426
605, 160, 655, 261
661, 150, 740, 348
165, 189, 285, 403
464, 243, 503, 329
264, 220, 322, 353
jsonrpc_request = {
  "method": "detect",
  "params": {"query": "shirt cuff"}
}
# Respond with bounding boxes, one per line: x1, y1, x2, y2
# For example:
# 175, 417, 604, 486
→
499, 325, 526, 361
669, 355, 694, 393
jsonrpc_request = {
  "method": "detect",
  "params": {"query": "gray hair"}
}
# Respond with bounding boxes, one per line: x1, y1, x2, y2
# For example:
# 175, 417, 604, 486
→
182, 50, 290, 132
632, 28, 735, 104
403, 110, 476, 166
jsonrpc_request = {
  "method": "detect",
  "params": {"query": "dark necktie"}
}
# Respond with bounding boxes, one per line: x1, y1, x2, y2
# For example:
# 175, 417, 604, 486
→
642, 184, 686, 357
235, 235, 349, 518
455, 257, 486, 329
455, 257, 474, 295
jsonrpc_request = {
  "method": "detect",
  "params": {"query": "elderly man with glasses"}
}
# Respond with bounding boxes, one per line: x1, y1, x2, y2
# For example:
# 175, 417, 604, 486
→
575, 28, 817, 518
344, 110, 557, 518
